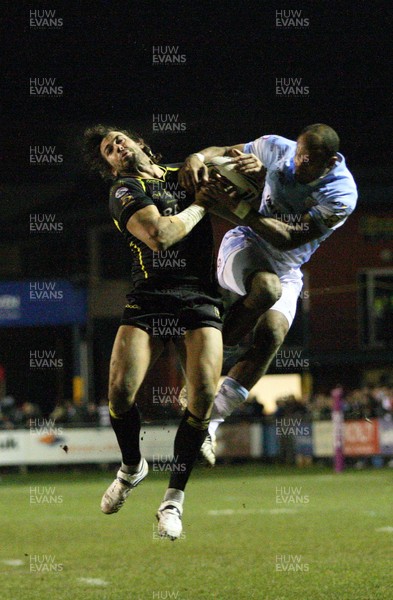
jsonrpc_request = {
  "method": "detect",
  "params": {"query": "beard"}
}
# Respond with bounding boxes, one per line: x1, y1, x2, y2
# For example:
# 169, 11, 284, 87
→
120, 149, 151, 175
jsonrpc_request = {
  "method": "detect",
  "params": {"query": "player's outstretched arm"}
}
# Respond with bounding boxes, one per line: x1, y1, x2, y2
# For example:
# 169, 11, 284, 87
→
204, 178, 323, 250
243, 210, 323, 250
125, 197, 209, 252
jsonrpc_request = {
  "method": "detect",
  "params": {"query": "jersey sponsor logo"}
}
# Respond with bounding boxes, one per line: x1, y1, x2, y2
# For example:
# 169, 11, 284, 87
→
115, 187, 130, 199
125, 304, 141, 310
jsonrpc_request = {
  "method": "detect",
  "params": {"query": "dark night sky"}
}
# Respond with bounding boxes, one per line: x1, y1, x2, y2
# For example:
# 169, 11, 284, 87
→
2, 0, 393, 220
1, 0, 392, 403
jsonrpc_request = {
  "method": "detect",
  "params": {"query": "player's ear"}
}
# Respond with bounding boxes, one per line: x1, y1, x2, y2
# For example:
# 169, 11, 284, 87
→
327, 155, 338, 169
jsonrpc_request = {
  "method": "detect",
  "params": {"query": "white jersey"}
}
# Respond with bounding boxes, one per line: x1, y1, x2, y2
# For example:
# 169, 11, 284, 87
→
228, 134, 358, 270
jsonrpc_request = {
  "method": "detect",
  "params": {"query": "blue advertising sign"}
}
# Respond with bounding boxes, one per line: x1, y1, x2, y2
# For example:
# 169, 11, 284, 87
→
0, 280, 87, 327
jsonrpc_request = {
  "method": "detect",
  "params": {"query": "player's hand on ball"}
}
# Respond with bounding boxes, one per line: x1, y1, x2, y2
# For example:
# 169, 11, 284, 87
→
229, 148, 266, 187
210, 172, 238, 199
194, 184, 219, 208
179, 155, 209, 192
197, 173, 240, 210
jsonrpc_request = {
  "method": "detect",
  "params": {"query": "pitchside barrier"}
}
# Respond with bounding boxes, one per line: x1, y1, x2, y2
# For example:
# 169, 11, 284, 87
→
1, 419, 392, 466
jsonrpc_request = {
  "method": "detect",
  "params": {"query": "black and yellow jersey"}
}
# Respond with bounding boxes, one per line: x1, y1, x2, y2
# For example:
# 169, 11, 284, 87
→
109, 165, 217, 292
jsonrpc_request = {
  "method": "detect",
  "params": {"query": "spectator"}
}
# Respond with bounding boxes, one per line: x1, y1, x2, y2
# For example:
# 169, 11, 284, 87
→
13, 401, 42, 428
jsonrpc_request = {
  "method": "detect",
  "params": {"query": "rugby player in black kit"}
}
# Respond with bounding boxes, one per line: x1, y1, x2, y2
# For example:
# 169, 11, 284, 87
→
83, 126, 223, 540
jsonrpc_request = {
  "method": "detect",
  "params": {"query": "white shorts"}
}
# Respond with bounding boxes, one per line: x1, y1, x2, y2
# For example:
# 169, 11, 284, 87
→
217, 229, 303, 327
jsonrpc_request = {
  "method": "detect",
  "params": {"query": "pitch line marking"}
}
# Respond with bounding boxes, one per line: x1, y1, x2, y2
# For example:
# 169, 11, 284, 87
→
208, 508, 298, 516
77, 577, 109, 586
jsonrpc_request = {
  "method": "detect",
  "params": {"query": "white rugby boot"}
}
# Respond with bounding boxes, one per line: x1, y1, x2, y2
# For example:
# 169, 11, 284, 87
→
200, 432, 217, 467
101, 458, 148, 514
156, 500, 183, 540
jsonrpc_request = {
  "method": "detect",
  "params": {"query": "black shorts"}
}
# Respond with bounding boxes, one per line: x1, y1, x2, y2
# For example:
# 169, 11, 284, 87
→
120, 286, 223, 340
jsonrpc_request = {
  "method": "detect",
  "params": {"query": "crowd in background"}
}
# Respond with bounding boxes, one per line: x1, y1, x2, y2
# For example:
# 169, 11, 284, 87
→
1, 384, 392, 429
0, 397, 110, 429
220, 384, 393, 423
305, 385, 393, 420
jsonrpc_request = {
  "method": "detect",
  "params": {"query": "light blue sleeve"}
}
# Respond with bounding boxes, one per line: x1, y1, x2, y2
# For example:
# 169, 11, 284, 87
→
309, 182, 358, 233
243, 135, 294, 169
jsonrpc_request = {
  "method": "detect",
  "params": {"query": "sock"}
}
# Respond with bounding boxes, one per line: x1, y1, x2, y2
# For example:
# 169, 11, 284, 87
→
109, 404, 141, 468
121, 458, 143, 475
208, 418, 222, 436
168, 409, 209, 491
163, 488, 185, 505
209, 377, 249, 436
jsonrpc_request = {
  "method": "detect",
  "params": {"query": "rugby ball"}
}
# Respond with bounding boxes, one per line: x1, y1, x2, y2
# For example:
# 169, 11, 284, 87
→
206, 156, 261, 203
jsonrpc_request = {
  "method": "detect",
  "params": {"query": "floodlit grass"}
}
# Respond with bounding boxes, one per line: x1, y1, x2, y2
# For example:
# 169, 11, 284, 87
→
0, 464, 392, 599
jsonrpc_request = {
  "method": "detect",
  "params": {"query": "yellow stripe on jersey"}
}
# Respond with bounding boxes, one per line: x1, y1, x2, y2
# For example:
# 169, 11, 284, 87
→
129, 240, 149, 279
113, 218, 122, 232
113, 220, 148, 279
133, 177, 147, 192
160, 166, 180, 179
134, 166, 180, 183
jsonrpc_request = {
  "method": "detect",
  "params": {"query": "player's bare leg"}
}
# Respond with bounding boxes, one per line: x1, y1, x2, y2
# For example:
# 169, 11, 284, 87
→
223, 270, 281, 345
204, 310, 289, 464
225, 310, 289, 389
101, 326, 165, 514
156, 327, 222, 539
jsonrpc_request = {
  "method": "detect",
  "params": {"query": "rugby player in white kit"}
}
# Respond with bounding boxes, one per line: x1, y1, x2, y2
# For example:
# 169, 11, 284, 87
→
180, 124, 358, 464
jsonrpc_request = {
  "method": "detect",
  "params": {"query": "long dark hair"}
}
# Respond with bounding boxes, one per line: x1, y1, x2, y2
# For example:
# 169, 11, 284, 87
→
82, 124, 162, 179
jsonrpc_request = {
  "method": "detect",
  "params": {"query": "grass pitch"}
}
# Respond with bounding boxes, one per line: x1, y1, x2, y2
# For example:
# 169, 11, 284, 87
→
0, 464, 392, 600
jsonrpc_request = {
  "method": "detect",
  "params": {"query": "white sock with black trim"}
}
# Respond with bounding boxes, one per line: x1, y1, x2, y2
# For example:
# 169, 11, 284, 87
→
208, 377, 249, 436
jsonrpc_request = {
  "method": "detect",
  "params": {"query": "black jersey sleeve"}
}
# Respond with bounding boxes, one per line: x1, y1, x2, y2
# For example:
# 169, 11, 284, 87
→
109, 179, 155, 230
